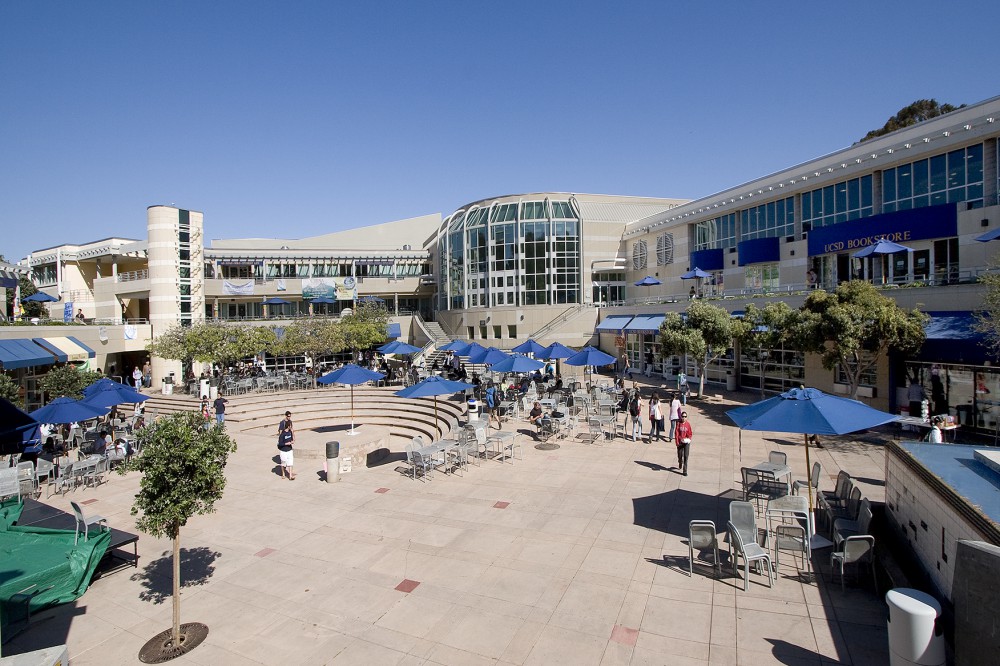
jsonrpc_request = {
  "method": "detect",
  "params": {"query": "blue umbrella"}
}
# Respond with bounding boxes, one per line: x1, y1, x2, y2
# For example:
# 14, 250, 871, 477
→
440, 340, 471, 353
378, 340, 422, 355
262, 297, 291, 305
468, 346, 510, 366
395, 375, 475, 436
976, 228, 1000, 242
459, 342, 487, 359
490, 353, 544, 374
357, 295, 385, 304
564, 346, 616, 368
83, 382, 149, 409
511, 339, 546, 355
318, 364, 386, 433
308, 296, 338, 304
23, 292, 59, 303
726, 387, 898, 547
83, 377, 134, 397
634, 276, 662, 287
680, 267, 711, 279
0, 397, 40, 456
30, 397, 108, 425
851, 238, 913, 258
537, 342, 575, 360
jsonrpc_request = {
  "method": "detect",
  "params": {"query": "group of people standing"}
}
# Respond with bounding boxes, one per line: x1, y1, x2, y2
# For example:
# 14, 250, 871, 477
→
621, 385, 694, 475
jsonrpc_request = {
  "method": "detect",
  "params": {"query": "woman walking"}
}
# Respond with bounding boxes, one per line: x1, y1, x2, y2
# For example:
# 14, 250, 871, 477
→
668, 392, 682, 442
627, 387, 642, 442
675, 411, 693, 476
277, 411, 296, 480
648, 392, 664, 442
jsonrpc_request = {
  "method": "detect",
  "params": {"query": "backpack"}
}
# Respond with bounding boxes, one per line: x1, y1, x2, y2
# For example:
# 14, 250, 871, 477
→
628, 395, 640, 418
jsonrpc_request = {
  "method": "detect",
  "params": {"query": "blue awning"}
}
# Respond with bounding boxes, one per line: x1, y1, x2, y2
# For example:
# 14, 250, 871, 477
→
689, 248, 724, 271
919, 312, 988, 365
0, 270, 19, 289
737, 237, 781, 266
0, 339, 57, 370
31, 336, 96, 363
625, 315, 666, 333
386, 322, 401, 339
596, 315, 633, 332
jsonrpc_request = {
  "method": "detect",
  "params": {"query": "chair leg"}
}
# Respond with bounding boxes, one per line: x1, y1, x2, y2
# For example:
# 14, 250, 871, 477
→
689, 543, 694, 577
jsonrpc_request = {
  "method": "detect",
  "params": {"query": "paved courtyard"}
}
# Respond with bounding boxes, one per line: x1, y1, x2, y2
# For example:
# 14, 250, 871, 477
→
5, 390, 892, 665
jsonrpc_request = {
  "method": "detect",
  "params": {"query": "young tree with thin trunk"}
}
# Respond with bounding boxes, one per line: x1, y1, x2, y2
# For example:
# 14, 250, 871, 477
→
118, 412, 236, 661
658, 301, 748, 398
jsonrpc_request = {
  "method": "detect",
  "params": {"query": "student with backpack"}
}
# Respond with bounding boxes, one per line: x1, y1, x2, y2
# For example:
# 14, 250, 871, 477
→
627, 389, 642, 441
484, 382, 502, 428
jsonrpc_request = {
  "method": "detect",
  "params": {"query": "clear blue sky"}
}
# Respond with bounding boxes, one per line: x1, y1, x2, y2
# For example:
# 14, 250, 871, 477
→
2, 1, 997, 261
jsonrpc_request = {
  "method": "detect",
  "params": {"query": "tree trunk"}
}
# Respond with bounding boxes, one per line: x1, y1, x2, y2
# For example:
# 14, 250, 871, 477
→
172, 526, 181, 646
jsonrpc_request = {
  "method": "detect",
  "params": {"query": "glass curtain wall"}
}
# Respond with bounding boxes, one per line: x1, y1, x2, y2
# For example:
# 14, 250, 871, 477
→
882, 144, 984, 212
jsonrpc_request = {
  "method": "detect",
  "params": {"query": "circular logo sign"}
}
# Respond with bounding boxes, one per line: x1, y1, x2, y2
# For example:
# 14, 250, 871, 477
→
343, 276, 356, 289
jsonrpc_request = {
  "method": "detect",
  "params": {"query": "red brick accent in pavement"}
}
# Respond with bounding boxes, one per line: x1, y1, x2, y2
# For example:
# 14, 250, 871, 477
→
254, 548, 277, 558
375, 488, 390, 493
493, 501, 510, 509
610, 624, 639, 647
395, 579, 420, 593
81, 499, 98, 505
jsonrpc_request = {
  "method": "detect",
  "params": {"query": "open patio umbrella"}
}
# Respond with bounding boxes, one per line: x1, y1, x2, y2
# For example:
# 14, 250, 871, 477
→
83, 377, 135, 397
317, 364, 385, 434
262, 297, 291, 305
83, 382, 149, 409
537, 342, 576, 378
851, 238, 913, 258
459, 342, 487, 359
634, 276, 662, 287
30, 397, 108, 425
976, 228, 1000, 242
0, 397, 40, 456
680, 268, 711, 279
564, 346, 616, 385
22, 292, 59, 303
394, 375, 475, 437
490, 353, 544, 374
378, 340, 422, 355
440, 340, 471, 353
726, 387, 898, 548
357, 295, 385, 304
511, 339, 546, 355
467, 346, 510, 366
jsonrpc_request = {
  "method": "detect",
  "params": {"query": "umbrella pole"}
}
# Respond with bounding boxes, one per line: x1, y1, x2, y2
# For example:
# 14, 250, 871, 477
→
803, 433, 832, 550
350, 385, 356, 434
434, 396, 439, 439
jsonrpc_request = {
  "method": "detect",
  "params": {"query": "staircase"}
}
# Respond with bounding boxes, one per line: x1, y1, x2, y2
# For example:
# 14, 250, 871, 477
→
413, 315, 452, 369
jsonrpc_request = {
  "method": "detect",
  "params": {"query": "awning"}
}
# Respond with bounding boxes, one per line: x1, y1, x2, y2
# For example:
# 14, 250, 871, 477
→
919, 312, 989, 365
0, 270, 19, 289
0, 339, 57, 370
595, 315, 633, 332
386, 323, 401, 339
625, 315, 666, 333
32, 336, 96, 363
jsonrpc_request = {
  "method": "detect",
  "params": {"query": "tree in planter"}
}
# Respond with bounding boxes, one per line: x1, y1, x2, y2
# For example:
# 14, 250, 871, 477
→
40, 364, 103, 401
148, 323, 278, 377
658, 301, 748, 398
339, 302, 390, 358
117, 412, 237, 662
273, 318, 343, 387
789, 280, 927, 399
737, 302, 796, 398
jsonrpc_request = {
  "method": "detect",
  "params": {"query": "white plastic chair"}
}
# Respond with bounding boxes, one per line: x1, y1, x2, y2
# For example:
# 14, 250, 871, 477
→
70, 500, 107, 545
689, 520, 721, 576
728, 520, 774, 591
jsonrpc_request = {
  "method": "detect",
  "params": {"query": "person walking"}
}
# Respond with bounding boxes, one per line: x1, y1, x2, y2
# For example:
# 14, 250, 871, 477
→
627, 388, 642, 442
277, 411, 296, 480
668, 392, 682, 442
199, 398, 211, 420
132, 366, 143, 391
675, 410, 693, 475
485, 381, 502, 429
213, 395, 228, 425
648, 392, 664, 442
142, 360, 152, 388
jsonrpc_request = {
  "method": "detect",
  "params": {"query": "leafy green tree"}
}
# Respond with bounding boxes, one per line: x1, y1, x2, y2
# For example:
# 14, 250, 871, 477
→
339, 302, 390, 356
658, 301, 748, 398
118, 412, 237, 655
273, 318, 343, 386
859, 99, 964, 143
4, 275, 43, 318
148, 323, 278, 374
40, 364, 102, 400
737, 302, 796, 397
974, 262, 1000, 358
0, 374, 22, 406
789, 281, 927, 399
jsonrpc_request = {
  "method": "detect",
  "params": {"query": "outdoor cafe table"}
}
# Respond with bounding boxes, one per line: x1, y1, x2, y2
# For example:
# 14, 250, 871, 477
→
597, 400, 618, 416
593, 415, 616, 440
486, 430, 517, 461
415, 439, 460, 473
751, 461, 792, 493
765, 495, 812, 554
895, 415, 959, 442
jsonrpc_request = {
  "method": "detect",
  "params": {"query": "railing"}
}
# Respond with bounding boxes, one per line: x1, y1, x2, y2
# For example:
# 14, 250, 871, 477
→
530, 303, 592, 340
117, 269, 148, 282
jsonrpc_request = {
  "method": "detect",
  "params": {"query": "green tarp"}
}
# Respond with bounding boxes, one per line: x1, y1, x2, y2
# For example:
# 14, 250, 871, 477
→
0, 498, 111, 634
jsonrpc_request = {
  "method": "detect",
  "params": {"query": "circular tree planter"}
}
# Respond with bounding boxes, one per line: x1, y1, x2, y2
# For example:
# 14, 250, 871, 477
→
534, 441, 560, 451
138, 623, 209, 663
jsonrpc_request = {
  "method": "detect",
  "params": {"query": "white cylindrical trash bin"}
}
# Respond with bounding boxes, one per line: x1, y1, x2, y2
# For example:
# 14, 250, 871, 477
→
199, 379, 210, 399
467, 398, 480, 420
209, 386, 219, 400
726, 372, 737, 391
326, 441, 341, 483
886, 588, 944, 666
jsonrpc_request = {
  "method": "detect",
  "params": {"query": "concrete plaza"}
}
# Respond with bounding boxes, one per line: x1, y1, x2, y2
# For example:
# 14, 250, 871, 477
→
5, 390, 891, 665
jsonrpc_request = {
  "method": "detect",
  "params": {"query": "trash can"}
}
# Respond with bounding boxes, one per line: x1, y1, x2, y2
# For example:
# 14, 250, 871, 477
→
162, 376, 173, 395
199, 379, 210, 399
326, 441, 341, 483
886, 588, 944, 666
726, 372, 737, 391
209, 385, 219, 400
467, 398, 480, 420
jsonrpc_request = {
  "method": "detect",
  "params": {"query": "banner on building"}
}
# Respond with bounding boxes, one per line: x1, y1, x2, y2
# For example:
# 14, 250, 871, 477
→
63, 301, 74, 323
223, 280, 255, 296
303, 277, 357, 301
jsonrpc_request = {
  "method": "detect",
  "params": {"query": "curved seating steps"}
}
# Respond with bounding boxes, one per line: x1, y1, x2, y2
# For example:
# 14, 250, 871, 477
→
236, 409, 462, 443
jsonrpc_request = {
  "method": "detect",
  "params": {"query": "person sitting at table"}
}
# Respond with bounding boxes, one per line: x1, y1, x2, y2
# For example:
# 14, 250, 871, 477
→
926, 416, 944, 443
94, 430, 111, 455
528, 401, 545, 438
